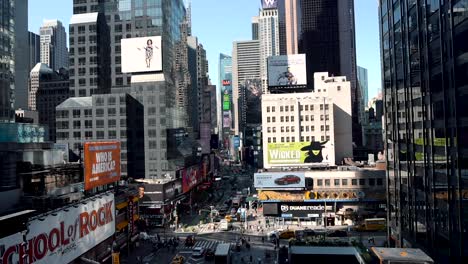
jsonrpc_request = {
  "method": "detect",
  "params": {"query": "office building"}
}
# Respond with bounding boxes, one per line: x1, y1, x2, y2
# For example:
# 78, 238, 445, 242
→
380, 0, 468, 262
298, 0, 360, 146
0, 0, 16, 122
232, 40, 261, 136
29, 63, 69, 141
28, 32, 41, 72
56, 94, 145, 179
277, 0, 300, 55
357, 66, 368, 128
262, 72, 352, 168
14, 0, 29, 110
40, 20, 68, 71
252, 16, 259, 40
69, 12, 111, 97
259, 8, 280, 93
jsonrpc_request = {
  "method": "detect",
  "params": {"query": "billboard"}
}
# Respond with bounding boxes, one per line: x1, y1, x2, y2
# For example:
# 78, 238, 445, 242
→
182, 165, 202, 193
223, 111, 231, 128
254, 172, 305, 189
0, 194, 115, 264
84, 142, 121, 190
267, 141, 334, 165
241, 78, 262, 124
261, 0, 278, 9
223, 93, 230, 110
121, 36, 162, 73
222, 80, 231, 86
0, 123, 48, 143
267, 54, 307, 91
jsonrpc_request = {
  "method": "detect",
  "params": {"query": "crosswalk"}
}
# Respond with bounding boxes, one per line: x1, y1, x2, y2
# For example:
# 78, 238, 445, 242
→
178, 239, 235, 253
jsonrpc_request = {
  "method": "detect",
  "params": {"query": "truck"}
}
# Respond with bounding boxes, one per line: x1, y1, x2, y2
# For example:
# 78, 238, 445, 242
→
219, 219, 231, 231
214, 243, 231, 264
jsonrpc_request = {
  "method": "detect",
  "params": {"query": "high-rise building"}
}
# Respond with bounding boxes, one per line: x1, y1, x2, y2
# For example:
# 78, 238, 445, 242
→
69, 13, 111, 97
232, 40, 261, 136
40, 20, 69, 71
277, 0, 300, 55
219, 53, 233, 152
357, 66, 368, 128
13, 0, 28, 111
298, 0, 360, 146
28, 32, 41, 71
252, 16, 259, 40
29, 63, 69, 141
380, 0, 468, 262
259, 8, 280, 93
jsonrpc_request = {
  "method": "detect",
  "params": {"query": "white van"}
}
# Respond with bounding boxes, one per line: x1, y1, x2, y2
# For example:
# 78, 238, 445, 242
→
219, 219, 231, 231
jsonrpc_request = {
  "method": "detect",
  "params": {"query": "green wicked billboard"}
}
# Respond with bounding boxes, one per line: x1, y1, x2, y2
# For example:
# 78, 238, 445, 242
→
267, 141, 334, 165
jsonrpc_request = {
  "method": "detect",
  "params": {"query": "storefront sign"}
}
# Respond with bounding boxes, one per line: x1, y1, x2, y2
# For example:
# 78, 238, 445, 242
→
0, 194, 115, 264
263, 202, 333, 218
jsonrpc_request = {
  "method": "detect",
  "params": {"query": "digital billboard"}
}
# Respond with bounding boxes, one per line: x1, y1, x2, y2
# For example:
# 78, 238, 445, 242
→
267, 54, 307, 91
121, 36, 162, 73
84, 142, 121, 190
267, 141, 335, 165
261, 0, 278, 9
222, 80, 231, 86
182, 165, 202, 193
241, 78, 262, 124
0, 194, 115, 264
223, 93, 230, 110
223, 111, 231, 128
254, 172, 305, 189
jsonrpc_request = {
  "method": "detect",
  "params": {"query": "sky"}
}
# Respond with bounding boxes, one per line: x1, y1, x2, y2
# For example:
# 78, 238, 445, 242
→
29, 0, 382, 100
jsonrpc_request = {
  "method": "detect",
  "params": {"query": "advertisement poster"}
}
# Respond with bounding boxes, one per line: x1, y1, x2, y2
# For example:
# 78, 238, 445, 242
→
267, 54, 307, 90
84, 142, 121, 190
223, 111, 231, 128
0, 194, 115, 264
261, 0, 278, 9
223, 92, 231, 111
254, 172, 305, 188
182, 166, 202, 193
121, 36, 162, 73
241, 78, 262, 124
267, 141, 334, 165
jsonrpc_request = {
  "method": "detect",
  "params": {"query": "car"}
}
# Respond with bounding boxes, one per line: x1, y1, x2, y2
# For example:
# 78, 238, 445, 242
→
204, 249, 215, 260
274, 175, 301, 185
171, 255, 185, 264
185, 235, 195, 246
327, 230, 348, 237
192, 247, 206, 258
279, 230, 295, 239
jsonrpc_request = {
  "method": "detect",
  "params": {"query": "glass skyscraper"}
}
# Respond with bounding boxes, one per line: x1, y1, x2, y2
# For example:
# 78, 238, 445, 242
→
380, 0, 468, 262
0, 0, 15, 122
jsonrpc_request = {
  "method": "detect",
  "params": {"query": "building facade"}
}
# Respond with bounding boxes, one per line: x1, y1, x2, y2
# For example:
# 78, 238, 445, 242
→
0, 0, 16, 122
380, 0, 468, 262
13, 0, 28, 110
219, 53, 233, 153
357, 66, 369, 129
40, 20, 68, 71
28, 32, 41, 72
262, 72, 352, 168
56, 94, 145, 179
29, 63, 69, 141
259, 8, 280, 93
252, 16, 259, 40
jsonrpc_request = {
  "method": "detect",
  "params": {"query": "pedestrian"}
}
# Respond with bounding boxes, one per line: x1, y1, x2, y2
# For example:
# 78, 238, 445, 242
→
262, 236, 265, 243
250, 255, 253, 262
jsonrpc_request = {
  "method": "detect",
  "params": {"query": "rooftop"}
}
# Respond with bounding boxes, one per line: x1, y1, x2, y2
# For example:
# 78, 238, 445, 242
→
56, 97, 92, 109
371, 247, 434, 263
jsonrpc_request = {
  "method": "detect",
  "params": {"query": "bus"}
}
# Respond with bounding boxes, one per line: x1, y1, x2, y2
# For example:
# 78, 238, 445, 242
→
215, 243, 231, 264
356, 218, 386, 231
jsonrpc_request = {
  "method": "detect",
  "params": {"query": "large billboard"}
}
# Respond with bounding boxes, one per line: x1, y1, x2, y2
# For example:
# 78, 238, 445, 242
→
181, 165, 203, 193
223, 93, 230, 110
0, 193, 115, 264
223, 111, 231, 128
241, 78, 262, 124
121, 36, 162, 73
261, 0, 278, 9
267, 141, 334, 166
84, 142, 121, 190
254, 172, 305, 189
267, 54, 307, 91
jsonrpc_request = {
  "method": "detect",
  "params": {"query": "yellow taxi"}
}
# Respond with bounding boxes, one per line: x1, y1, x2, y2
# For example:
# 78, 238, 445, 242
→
224, 215, 233, 222
279, 230, 295, 239
171, 255, 185, 264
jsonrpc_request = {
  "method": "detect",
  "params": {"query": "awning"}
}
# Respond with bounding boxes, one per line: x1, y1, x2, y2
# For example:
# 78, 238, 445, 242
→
116, 201, 128, 210
116, 220, 129, 231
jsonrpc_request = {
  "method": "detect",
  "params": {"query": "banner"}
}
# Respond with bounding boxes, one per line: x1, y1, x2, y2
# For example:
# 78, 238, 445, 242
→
121, 36, 162, 73
182, 165, 202, 193
267, 141, 334, 165
84, 142, 121, 190
254, 172, 305, 188
0, 194, 115, 264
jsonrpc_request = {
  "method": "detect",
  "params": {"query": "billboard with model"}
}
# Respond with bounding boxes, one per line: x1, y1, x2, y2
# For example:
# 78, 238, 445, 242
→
121, 36, 162, 73
267, 54, 307, 91
254, 172, 306, 189
241, 78, 262, 124
181, 165, 202, 193
0, 193, 115, 264
267, 141, 335, 166
84, 142, 121, 190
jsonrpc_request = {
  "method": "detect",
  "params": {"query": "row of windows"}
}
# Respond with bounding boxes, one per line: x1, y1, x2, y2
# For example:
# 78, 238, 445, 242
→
69, 46, 97, 55
266, 104, 330, 112
266, 135, 330, 143
265, 115, 329, 122
316, 178, 384, 187
58, 108, 126, 118
57, 118, 127, 129
57, 130, 127, 140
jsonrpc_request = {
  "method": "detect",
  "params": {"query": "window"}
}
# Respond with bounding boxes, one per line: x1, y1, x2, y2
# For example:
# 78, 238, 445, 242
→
108, 119, 116, 128
280, 106, 283, 112
291, 137, 295, 142
108, 131, 116, 139
108, 108, 116, 116
272, 117, 276, 122
291, 106, 294, 111
352, 179, 357, 186
291, 127, 295, 132
281, 137, 284, 142
96, 131, 104, 139
96, 120, 104, 128
291, 116, 294, 122
84, 109, 92, 117
267, 117, 271, 122
377, 178, 383, 186
285, 106, 289, 112
85, 131, 93, 139
325, 104, 329, 110
326, 125, 329, 131
281, 127, 284, 132
342, 179, 348, 186
311, 105, 314, 111
286, 137, 290, 142
317, 179, 323, 186
281, 116, 284, 122
85, 120, 92, 128
73, 109, 80, 118
359, 179, 366, 186
96, 109, 104, 117
73, 132, 81, 139
120, 130, 127, 138
286, 127, 289, 132
272, 127, 276, 132
334, 179, 340, 186
305, 115, 309, 121
325, 179, 330, 186
108, 97, 116, 105
305, 105, 309, 111
311, 126, 315, 131
73, 120, 81, 129
369, 179, 376, 186
268, 138, 271, 143
273, 138, 276, 143
267, 106, 270, 112
267, 127, 271, 133
301, 126, 304, 132
305, 126, 309, 132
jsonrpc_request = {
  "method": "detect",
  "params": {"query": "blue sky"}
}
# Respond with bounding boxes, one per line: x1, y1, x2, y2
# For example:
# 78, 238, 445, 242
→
29, 0, 381, 99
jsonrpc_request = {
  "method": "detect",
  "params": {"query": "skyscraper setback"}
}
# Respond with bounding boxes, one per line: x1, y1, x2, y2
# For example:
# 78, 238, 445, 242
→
40, 20, 69, 71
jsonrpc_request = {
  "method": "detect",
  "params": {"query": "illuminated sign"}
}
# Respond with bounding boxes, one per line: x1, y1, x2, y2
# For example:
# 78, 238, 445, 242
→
223, 80, 231, 86
223, 94, 230, 110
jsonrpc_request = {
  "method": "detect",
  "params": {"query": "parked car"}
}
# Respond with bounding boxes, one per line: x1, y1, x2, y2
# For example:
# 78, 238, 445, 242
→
192, 247, 206, 258
274, 175, 301, 185
171, 255, 185, 264
204, 249, 215, 260
327, 230, 348, 237
185, 235, 195, 246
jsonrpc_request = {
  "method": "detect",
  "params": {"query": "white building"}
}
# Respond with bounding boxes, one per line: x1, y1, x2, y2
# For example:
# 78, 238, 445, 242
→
262, 72, 353, 168
258, 8, 280, 93
40, 19, 68, 71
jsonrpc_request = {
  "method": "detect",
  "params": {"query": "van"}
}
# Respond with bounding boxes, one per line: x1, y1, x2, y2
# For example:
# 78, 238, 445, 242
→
219, 219, 231, 231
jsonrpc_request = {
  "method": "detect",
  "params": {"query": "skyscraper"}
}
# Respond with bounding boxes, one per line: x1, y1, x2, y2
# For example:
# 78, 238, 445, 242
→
381, 0, 468, 262
298, 0, 360, 146
357, 66, 368, 128
277, 0, 300, 55
252, 16, 259, 40
28, 32, 41, 71
40, 20, 69, 71
0, 0, 15, 122
13, 0, 28, 110
259, 7, 280, 93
